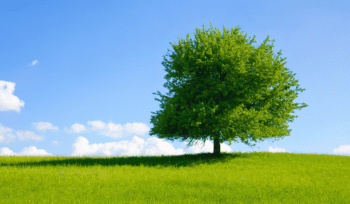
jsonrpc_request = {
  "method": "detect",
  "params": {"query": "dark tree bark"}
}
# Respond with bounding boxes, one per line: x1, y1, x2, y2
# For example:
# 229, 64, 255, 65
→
214, 137, 221, 156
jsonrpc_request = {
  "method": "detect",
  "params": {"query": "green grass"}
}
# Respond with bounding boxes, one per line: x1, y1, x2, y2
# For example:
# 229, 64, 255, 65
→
0, 151, 349, 204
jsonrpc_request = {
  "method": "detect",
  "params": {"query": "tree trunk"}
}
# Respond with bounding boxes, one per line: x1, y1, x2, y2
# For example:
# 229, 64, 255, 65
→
214, 137, 221, 156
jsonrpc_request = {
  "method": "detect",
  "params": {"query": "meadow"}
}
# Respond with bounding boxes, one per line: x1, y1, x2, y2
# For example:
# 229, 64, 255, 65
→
0, 151, 349, 203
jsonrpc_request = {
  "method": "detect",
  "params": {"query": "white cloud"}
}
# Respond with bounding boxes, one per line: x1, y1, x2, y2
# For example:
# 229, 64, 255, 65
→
0, 80, 25, 113
100, 122, 150, 139
124, 122, 151, 135
65, 121, 151, 138
0, 147, 15, 156
0, 124, 16, 144
32, 122, 59, 132
0, 146, 52, 157
0, 124, 13, 135
65, 123, 88, 133
0, 123, 44, 144
15, 130, 44, 141
333, 145, 350, 155
98, 122, 124, 138
69, 136, 186, 157
249, 147, 291, 154
107, 122, 123, 131
87, 120, 106, 130
59, 121, 233, 157
30, 60, 38, 66
65, 121, 152, 139
1, 136, 231, 157
69, 136, 233, 157
267, 146, 291, 153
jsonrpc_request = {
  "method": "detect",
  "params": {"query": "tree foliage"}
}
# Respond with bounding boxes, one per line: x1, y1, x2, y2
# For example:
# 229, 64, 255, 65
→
149, 22, 308, 154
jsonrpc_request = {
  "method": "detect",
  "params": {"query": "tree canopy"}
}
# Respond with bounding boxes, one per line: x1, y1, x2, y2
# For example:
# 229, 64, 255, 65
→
149, 22, 308, 155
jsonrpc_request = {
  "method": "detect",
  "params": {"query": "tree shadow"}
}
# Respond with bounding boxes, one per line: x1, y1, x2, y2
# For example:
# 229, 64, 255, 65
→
0, 152, 254, 169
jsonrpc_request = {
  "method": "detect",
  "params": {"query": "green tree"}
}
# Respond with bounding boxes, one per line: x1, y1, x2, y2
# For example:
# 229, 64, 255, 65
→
149, 22, 308, 156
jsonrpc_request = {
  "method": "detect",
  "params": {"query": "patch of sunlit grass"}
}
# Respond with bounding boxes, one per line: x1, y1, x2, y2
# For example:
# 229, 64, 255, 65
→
0, 151, 349, 203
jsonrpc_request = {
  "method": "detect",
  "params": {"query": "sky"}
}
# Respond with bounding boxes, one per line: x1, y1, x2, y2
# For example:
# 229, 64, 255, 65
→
0, 0, 349, 158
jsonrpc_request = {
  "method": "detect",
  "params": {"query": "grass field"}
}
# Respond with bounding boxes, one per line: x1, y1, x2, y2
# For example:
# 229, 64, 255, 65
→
0, 151, 349, 203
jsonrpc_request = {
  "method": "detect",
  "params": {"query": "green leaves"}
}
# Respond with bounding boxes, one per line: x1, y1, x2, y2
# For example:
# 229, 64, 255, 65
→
150, 22, 308, 153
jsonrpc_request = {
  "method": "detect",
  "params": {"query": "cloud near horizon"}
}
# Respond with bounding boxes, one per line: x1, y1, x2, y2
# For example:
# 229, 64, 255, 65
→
0, 135, 232, 157
0, 124, 44, 145
0, 120, 232, 157
1, 122, 350, 157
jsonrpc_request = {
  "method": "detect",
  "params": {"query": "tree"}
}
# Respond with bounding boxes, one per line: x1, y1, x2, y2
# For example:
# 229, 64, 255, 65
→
149, 22, 308, 156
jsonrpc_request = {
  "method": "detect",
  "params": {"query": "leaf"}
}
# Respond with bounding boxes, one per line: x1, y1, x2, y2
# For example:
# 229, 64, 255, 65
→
150, 21, 308, 154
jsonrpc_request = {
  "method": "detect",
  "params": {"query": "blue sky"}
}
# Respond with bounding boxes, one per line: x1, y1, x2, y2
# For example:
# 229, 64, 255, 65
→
1, 0, 349, 157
